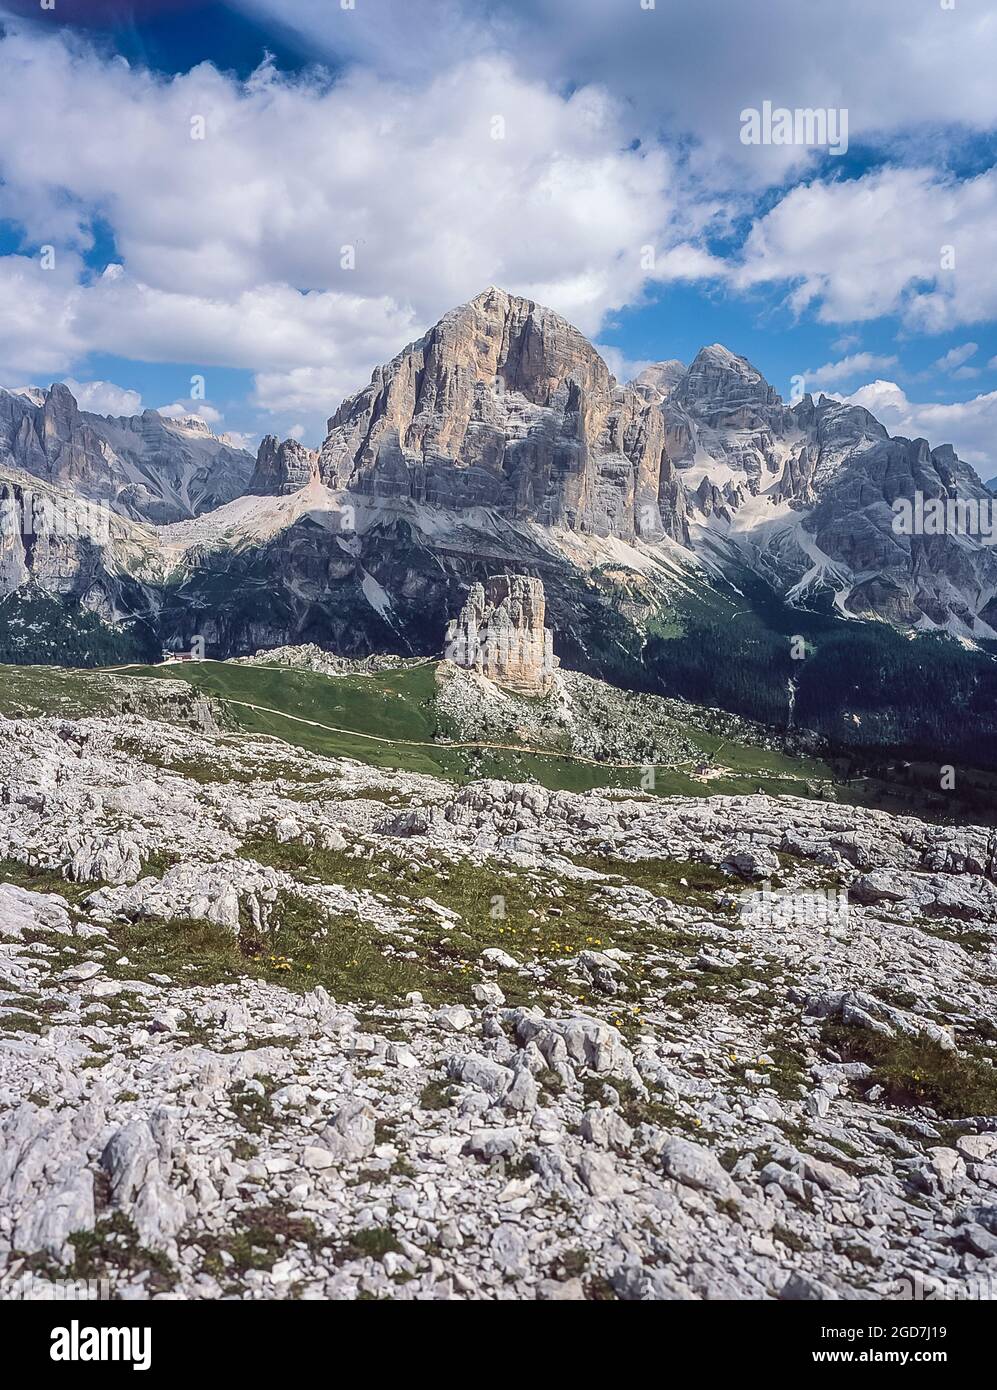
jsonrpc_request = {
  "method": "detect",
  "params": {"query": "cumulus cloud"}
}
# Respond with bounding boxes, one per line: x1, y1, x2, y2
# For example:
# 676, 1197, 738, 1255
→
2, 376, 144, 417
592, 344, 654, 387
934, 342, 978, 372
0, 253, 87, 378
241, 0, 997, 185
1, 11, 996, 440
0, 28, 703, 360
932, 342, 979, 379
223, 431, 259, 452
157, 400, 224, 426
837, 379, 997, 474
803, 352, 898, 389
64, 378, 144, 416
251, 365, 362, 418
733, 167, 997, 330
832, 333, 861, 354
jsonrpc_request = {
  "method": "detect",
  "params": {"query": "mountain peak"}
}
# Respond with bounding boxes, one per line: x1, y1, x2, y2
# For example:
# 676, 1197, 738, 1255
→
689, 343, 765, 379
318, 287, 687, 543
675, 343, 779, 416
632, 360, 686, 401
248, 434, 319, 496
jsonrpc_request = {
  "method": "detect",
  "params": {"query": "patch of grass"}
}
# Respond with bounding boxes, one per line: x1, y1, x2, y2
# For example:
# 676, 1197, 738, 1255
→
0, 856, 99, 906
69, 1212, 176, 1293
241, 834, 716, 1003
735, 1040, 808, 1100
0, 1010, 45, 1035
110, 914, 265, 986
913, 920, 994, 956
229, 1078, 277, 1134
140, 849, 182, 878
336, 1227, 403, 1262
418, 1080, 456, 1110
582, 1074, 700, 1135
568, 854, 733, 912
78, 832, 745, 1015
126, 657, 837, 803
199, 1203, 324, 1279
549, 1248, 589, 1279
822, 1022, 997, 1119
105, 892, 432, 1007
239, 835, 651, 1005
772, 1223, 811, 1253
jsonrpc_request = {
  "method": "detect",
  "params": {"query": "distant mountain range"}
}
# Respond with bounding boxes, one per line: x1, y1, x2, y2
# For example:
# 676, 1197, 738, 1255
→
2, 286, 996, 758
0, 382, 254, 524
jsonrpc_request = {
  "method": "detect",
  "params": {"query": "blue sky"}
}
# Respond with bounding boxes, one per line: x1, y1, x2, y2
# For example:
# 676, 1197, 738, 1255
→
0, 0, 996, 470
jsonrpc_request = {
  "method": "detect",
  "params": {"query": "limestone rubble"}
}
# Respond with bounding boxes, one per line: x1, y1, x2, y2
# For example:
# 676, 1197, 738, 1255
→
1, 708, 997, 1300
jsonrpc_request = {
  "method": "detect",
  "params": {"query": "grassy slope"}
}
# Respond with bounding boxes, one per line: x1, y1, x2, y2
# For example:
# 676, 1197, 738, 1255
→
115, 658, 835, 798
125, 660, 443, 740
2, 656, 995, 819
0, 663, 171, 718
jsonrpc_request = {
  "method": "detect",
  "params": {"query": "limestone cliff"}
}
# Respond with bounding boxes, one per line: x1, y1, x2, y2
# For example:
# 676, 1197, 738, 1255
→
319, 288, 688, 545
444, 574, 556, 693
247, 435, 319, 495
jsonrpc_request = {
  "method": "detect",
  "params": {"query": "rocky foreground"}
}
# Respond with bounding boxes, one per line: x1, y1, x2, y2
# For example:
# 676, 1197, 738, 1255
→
2, 710, 997, 1300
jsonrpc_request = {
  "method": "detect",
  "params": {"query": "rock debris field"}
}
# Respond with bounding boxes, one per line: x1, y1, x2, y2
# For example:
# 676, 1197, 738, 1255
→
2, 710, 997, 1301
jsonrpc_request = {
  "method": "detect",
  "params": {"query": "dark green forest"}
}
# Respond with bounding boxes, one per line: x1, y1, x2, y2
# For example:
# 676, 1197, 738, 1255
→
0, 593, 153, 668
645, 597, 997, 768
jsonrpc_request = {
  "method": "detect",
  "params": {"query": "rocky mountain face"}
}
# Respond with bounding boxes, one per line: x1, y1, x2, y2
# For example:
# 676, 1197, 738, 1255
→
247, 435, 319, 496
632, 360, 686, 403
444, 574, 557, 694
801, 427, 997, 629
3, 286, 997, 669
660, 345, 797, 501
316, 287, 688, 545
0, 385, 254, 524
648, 350, 997, 636
0, 470, 149, 627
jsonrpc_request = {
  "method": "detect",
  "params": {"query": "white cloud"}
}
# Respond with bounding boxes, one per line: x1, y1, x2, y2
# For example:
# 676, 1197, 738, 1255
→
803, 352, 898, 389
837, 379, 997, 474
0, 26, 705, 403
592, 345, 653, 387
251, 365, 363, 418
241, 0, 997, 186
63, 378, 143, 416
220, 431, 259, 453
1, 375, 144, 416
933, 342, 978, 374
157, 401, 224, 426
832, 333, 861, 354
646, 245, 729, 283
734, 167, 997, 331
1, 13, 996, 443
0, 253, 87, 378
